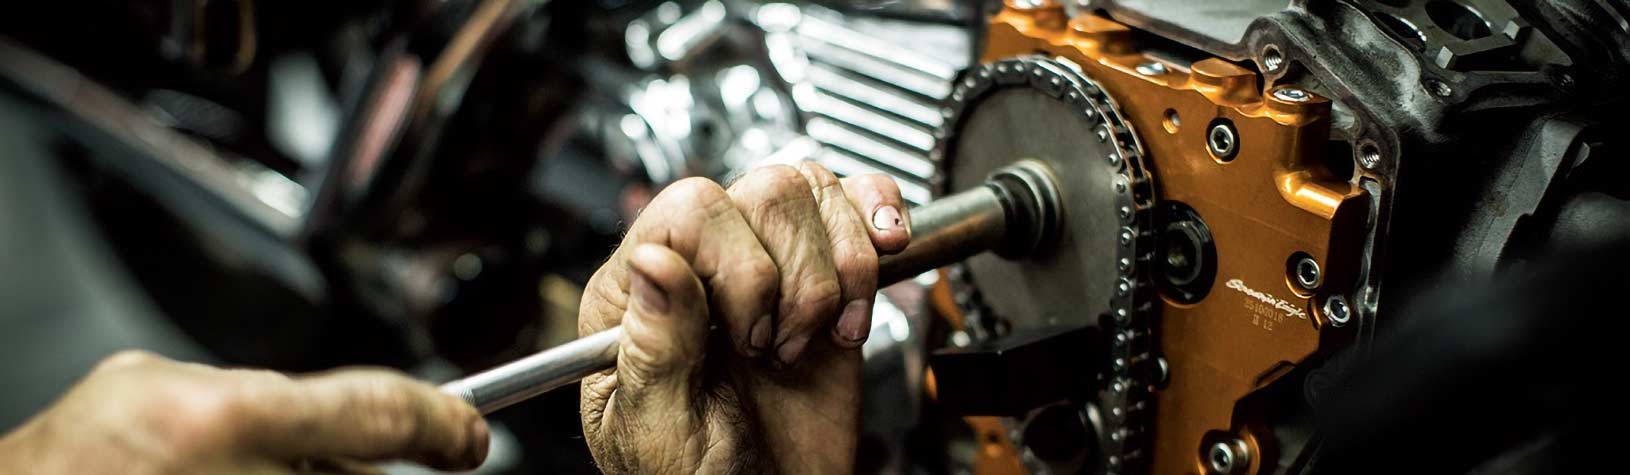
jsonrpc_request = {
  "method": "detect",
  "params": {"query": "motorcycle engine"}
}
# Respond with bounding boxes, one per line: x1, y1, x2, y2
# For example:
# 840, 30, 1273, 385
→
5, 0, 1626, 473
562, 0, 1630, 473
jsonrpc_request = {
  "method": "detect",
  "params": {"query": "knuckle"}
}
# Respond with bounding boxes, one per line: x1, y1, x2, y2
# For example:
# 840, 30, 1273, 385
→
791, 277, 844, 323
797, 161, 840, 188
833, 242, 879, 286
349, 376, 422, 450
737, 256, 780, 292
747, 164, 805, 187
95, 349, 155, 372
853, 174, 902, 200
652, 178, 730, 218
739, 165, 813, 202
661, 177, 728, 203
149, 383, 239, 457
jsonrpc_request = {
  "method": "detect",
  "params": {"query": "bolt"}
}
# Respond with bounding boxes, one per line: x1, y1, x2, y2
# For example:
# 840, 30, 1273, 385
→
1208, 439, 1249, 474
1293, 255, 1321, 290
1324, 295, 1352, 327
1426, 78, 1453, 97
1135, 62, 1168, 76
1166, 251, 1190, 270
1273, 87, 1311, 103
1207, 121, 1239, 160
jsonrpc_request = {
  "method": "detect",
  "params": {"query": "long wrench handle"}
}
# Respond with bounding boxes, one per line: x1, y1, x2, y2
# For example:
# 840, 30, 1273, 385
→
442, 167, 1052, 414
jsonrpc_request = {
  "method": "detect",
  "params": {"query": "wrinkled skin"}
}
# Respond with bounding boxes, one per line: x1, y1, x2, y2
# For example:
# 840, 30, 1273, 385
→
0, 351, 487, 475
578, 162, 911, 474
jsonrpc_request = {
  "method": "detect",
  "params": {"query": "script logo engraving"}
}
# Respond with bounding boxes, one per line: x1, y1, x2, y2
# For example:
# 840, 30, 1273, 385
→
1225, 278, 1307, 320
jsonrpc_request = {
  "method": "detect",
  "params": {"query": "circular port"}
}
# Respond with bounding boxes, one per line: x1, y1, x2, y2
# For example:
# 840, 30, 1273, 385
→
1158, 202, 1217, 304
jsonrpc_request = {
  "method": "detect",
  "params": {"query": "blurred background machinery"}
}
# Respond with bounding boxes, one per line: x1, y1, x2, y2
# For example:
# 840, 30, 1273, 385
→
3, 0, 1628, 473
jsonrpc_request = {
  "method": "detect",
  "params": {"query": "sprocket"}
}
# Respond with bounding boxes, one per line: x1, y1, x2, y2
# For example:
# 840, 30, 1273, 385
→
933, 56, 1159, 474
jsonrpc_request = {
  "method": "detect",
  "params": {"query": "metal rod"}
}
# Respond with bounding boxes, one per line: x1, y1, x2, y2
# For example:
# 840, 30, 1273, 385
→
876, 185, 1008, 285
441, 327, 623, 414
443, 171, 1046, 414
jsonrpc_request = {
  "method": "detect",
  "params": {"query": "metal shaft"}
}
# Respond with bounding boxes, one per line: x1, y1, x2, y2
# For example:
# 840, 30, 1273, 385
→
443, 162, 1059, 414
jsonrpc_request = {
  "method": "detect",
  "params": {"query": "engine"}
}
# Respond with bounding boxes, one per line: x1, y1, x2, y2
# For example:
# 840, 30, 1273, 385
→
3, 0, 1627, 473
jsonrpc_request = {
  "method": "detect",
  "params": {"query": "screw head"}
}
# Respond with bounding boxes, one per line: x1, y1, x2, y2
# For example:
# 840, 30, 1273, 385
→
1272, 87, 1311, 103
1208, 440, 1241, 474
1293, 256, 1321, 290
1207, 121, 1239, 160
1325, 295, 1352, 326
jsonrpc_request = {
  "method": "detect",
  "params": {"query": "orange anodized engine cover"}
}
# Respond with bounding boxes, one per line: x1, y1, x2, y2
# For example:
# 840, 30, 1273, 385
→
961, 2, 1371, 473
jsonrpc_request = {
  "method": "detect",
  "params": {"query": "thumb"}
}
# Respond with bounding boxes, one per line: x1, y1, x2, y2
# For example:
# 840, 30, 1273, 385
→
616, 244, 709, 408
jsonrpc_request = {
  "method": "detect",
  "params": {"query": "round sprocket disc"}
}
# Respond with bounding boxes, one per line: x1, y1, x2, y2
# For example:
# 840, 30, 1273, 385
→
941, 58, 1148, 336
934, 56, 1155, 473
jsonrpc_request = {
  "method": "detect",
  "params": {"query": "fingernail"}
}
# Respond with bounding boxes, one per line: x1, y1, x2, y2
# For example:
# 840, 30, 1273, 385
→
777, 333, 810, 366
749, 315, 772, 353
467, 417, 490, 466
872, 205, 903, 230
837, 300, 871, 343
628, 270, 668, 313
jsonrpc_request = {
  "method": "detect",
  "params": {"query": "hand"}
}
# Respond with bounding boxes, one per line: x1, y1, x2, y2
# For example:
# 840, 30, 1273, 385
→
0, 351, 487, 475
577, 162, 911, 474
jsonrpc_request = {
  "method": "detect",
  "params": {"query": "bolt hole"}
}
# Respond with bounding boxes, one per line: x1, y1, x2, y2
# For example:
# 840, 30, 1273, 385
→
1163, 109, 1181, 133
1261, 45, 1284, 72
1358, 141, 1383, 169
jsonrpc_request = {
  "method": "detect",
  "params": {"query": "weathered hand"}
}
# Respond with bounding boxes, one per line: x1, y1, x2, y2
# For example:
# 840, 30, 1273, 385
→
577, 161, 911, 474
0, 351, 487, 475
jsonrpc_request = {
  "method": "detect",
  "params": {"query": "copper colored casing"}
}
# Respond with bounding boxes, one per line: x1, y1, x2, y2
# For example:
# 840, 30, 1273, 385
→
968, 2, 1370, 473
